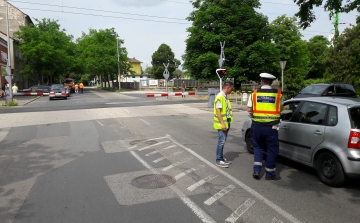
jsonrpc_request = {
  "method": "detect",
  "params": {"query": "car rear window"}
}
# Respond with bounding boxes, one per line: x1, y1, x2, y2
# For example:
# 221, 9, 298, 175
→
349, 107, 360, 129
300, 85, 328, 95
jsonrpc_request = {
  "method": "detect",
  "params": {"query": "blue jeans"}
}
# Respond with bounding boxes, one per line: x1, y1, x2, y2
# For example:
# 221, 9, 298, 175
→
216, 124, 230, 162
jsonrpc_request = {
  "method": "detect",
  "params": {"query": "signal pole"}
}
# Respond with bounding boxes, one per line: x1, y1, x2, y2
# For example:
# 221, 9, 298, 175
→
5, 0, 13, 101
218, 41, 226, 90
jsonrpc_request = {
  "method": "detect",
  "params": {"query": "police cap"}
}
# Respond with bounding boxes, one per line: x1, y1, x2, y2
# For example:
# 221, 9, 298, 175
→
259, 73, 276, 80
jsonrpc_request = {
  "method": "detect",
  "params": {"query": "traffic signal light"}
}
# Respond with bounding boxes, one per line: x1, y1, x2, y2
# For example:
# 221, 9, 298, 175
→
216, 69, 227, 79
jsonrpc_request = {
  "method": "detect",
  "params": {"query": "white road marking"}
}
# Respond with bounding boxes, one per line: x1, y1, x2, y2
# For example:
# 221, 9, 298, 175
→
145, 145, 177, 156
174, 165, 205, 180
272, 218, 284, 223
138, 141, 170, 151
187, 175, 218, 192
127, 137, 169, 151
129, 150, 216, 223
153, 151, 184, 163
123, 109, 130, 114
140, 119, 150, 125
166, 134, 302, 223
204, 185, 236, 206
162, 157, 194, 172
96, 120, 104, 126
225, 198, 256, 223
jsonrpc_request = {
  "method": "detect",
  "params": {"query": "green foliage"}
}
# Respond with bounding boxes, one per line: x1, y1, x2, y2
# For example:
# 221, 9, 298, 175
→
323, 21, 360, 88
1, 99, 18, 106
151, 44, 180, 79
306, 35, 329, 79
294, 0, 360, 29
183, 0, 275, 83
14, 18, 76, 84
76, 28, 130, 83
172, 68, 184, 79
269, 15, 310, 98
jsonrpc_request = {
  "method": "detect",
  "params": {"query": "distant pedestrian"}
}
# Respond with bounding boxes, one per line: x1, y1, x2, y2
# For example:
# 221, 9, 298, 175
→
12, 83, 18, 93
75, 83, 79, 94
214, 81, 234, 168
182, 81, 186, 97
248, 73, 283, 180
80, 82, 84, 94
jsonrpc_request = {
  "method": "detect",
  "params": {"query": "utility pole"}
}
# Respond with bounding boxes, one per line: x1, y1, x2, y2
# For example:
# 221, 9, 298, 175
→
163, 63, 170, 94
5, 0, 13, 101
116, 37, 121, 90
217, 41, 226, 90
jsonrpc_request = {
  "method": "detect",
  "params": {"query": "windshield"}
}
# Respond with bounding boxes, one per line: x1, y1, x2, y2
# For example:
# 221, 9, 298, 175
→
349, 107, 360, 129
64, 80, 74, 84
299, 85, 329, 95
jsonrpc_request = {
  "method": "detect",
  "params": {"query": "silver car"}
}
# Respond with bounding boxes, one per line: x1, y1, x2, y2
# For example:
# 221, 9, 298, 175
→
242, 97, 360, 187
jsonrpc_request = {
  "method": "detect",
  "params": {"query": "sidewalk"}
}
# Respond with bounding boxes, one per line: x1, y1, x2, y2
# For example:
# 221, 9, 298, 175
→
0, 95, 41, 106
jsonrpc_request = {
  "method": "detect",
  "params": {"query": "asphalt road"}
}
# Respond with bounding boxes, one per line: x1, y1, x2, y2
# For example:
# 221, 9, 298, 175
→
0, 88, 360, 223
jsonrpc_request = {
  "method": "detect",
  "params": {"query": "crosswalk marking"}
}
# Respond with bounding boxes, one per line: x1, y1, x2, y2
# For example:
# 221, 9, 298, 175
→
145, 145, 177, 156
187, 175, 218, 192
174, 165, 205, 180
162, 157, 193, 172
204, 185, 236, 206
138, 141, 169, 151
225, 198, 256, 223
152, 151, 184, 163
272, 218, 284, 223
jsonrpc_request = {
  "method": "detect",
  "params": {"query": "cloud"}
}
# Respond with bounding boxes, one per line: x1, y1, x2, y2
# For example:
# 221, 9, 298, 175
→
111, 0, 163, 7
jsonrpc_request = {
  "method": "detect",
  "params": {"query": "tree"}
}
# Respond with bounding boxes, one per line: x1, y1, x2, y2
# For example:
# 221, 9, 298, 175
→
323, 18, 360, 89
269, 15, 310, 98
151, 44, 180, 79
76, 28, 129, 86
14, 18, 75, 84
306, 35, 329, 79
183, 0, 277, 84
172, 68, 184, 79
294, 0, 360, 29
144, 66, 153, 76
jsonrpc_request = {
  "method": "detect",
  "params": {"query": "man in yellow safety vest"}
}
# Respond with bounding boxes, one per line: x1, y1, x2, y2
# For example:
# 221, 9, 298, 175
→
213, 81, 234, 168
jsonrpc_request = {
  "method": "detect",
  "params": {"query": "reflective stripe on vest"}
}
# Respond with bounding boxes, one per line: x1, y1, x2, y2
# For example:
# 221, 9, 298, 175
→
213, 94, 233, 130
252, 89, 281, 123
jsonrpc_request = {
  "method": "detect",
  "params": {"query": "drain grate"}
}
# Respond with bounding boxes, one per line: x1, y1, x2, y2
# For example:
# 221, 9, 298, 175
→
131, 174, 176, 189
129, 139, 158, 146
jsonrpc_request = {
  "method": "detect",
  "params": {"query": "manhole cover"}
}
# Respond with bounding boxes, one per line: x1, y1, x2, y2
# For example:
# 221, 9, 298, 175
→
129, 139, 158, 146
131, 174, 176, 189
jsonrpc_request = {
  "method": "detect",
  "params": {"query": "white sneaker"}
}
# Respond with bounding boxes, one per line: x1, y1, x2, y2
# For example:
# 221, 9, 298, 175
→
222, 158, 231, 164
216, 161, 229, 168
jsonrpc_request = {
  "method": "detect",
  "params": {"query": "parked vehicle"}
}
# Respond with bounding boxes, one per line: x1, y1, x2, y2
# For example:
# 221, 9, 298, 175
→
63, 78, 75, 93
242, 97, 360, 187
294, 83, 357, 98
19, 85, 51, 93
49, 85, 67, 100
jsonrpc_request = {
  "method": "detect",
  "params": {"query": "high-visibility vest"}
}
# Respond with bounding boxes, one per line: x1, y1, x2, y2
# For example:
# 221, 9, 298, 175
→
80, 83, 84, 88
75, 84, 79, 89
213, 93, 233, 130
252, 89, 282, 123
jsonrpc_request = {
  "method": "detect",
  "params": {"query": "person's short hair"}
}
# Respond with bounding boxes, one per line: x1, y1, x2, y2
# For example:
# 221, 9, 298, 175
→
223, 81, 234, 89
261, 78, 273, 85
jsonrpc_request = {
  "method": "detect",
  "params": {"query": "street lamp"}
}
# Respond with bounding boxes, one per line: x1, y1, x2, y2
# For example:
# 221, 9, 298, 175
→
279, 61, 287, 92
116, 37, 121, 90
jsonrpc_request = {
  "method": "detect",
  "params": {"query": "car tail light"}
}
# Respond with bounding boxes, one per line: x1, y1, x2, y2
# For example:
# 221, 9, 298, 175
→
50, 91, 55, 94
348, 131, 360, 149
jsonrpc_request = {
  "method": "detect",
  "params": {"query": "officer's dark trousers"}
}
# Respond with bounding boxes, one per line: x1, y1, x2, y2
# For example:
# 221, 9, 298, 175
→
251, 124, 279, 178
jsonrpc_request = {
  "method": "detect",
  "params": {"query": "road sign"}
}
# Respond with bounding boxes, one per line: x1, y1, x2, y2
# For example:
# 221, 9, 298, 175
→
216, 69, 227, 79
280, 61, 287, 70
218, 58, 225, 68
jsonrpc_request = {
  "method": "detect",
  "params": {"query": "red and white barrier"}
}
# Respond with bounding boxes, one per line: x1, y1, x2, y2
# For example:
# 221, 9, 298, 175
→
146, 91, 204, 97
14, 92, 49, 96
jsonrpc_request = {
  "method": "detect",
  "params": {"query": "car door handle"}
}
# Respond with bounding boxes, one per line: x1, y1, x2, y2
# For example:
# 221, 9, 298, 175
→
314, 130, 323, 135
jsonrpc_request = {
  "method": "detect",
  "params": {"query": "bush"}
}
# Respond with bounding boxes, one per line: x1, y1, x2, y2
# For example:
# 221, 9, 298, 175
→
1, 99, 18, 106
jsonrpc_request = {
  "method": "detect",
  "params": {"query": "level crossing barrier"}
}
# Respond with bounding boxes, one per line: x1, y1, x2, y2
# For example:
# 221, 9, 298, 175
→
146, 91, 209, 97
13, 92, 49, 96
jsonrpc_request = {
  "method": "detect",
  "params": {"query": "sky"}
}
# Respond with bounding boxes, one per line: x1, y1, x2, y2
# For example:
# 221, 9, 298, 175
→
7, 0, 358, 70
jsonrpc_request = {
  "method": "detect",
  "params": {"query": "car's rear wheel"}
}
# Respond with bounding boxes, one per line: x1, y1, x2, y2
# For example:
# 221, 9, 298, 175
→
245, 130, 254, 154
316, 152, 345, 187
49, 97, 52, 101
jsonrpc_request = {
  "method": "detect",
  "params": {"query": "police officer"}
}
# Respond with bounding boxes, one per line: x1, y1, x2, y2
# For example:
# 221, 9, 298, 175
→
247, 73, 282, 180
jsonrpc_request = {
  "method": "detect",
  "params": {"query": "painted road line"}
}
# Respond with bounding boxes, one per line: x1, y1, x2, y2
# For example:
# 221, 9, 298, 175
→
129, 150, 216, 223
123, 109, 130, 114
138, 141, 170, 151
166, 134, 302, 223
145, 145, 177, 156
162, 157, 194, 172
225, 198, 256, 223
153, 151, 184, 163
174, 165, 205, 180
187, 175, 218, 192
204, 185, 236, 206
271, 218, 284, 223
96, 120, 104, 126
128, 137, 169, 151
140, 119, 150, 125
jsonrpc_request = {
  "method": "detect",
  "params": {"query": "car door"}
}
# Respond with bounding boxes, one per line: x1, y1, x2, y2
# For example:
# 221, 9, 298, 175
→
279, 101, 327, 163
278, 101, 302, 157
